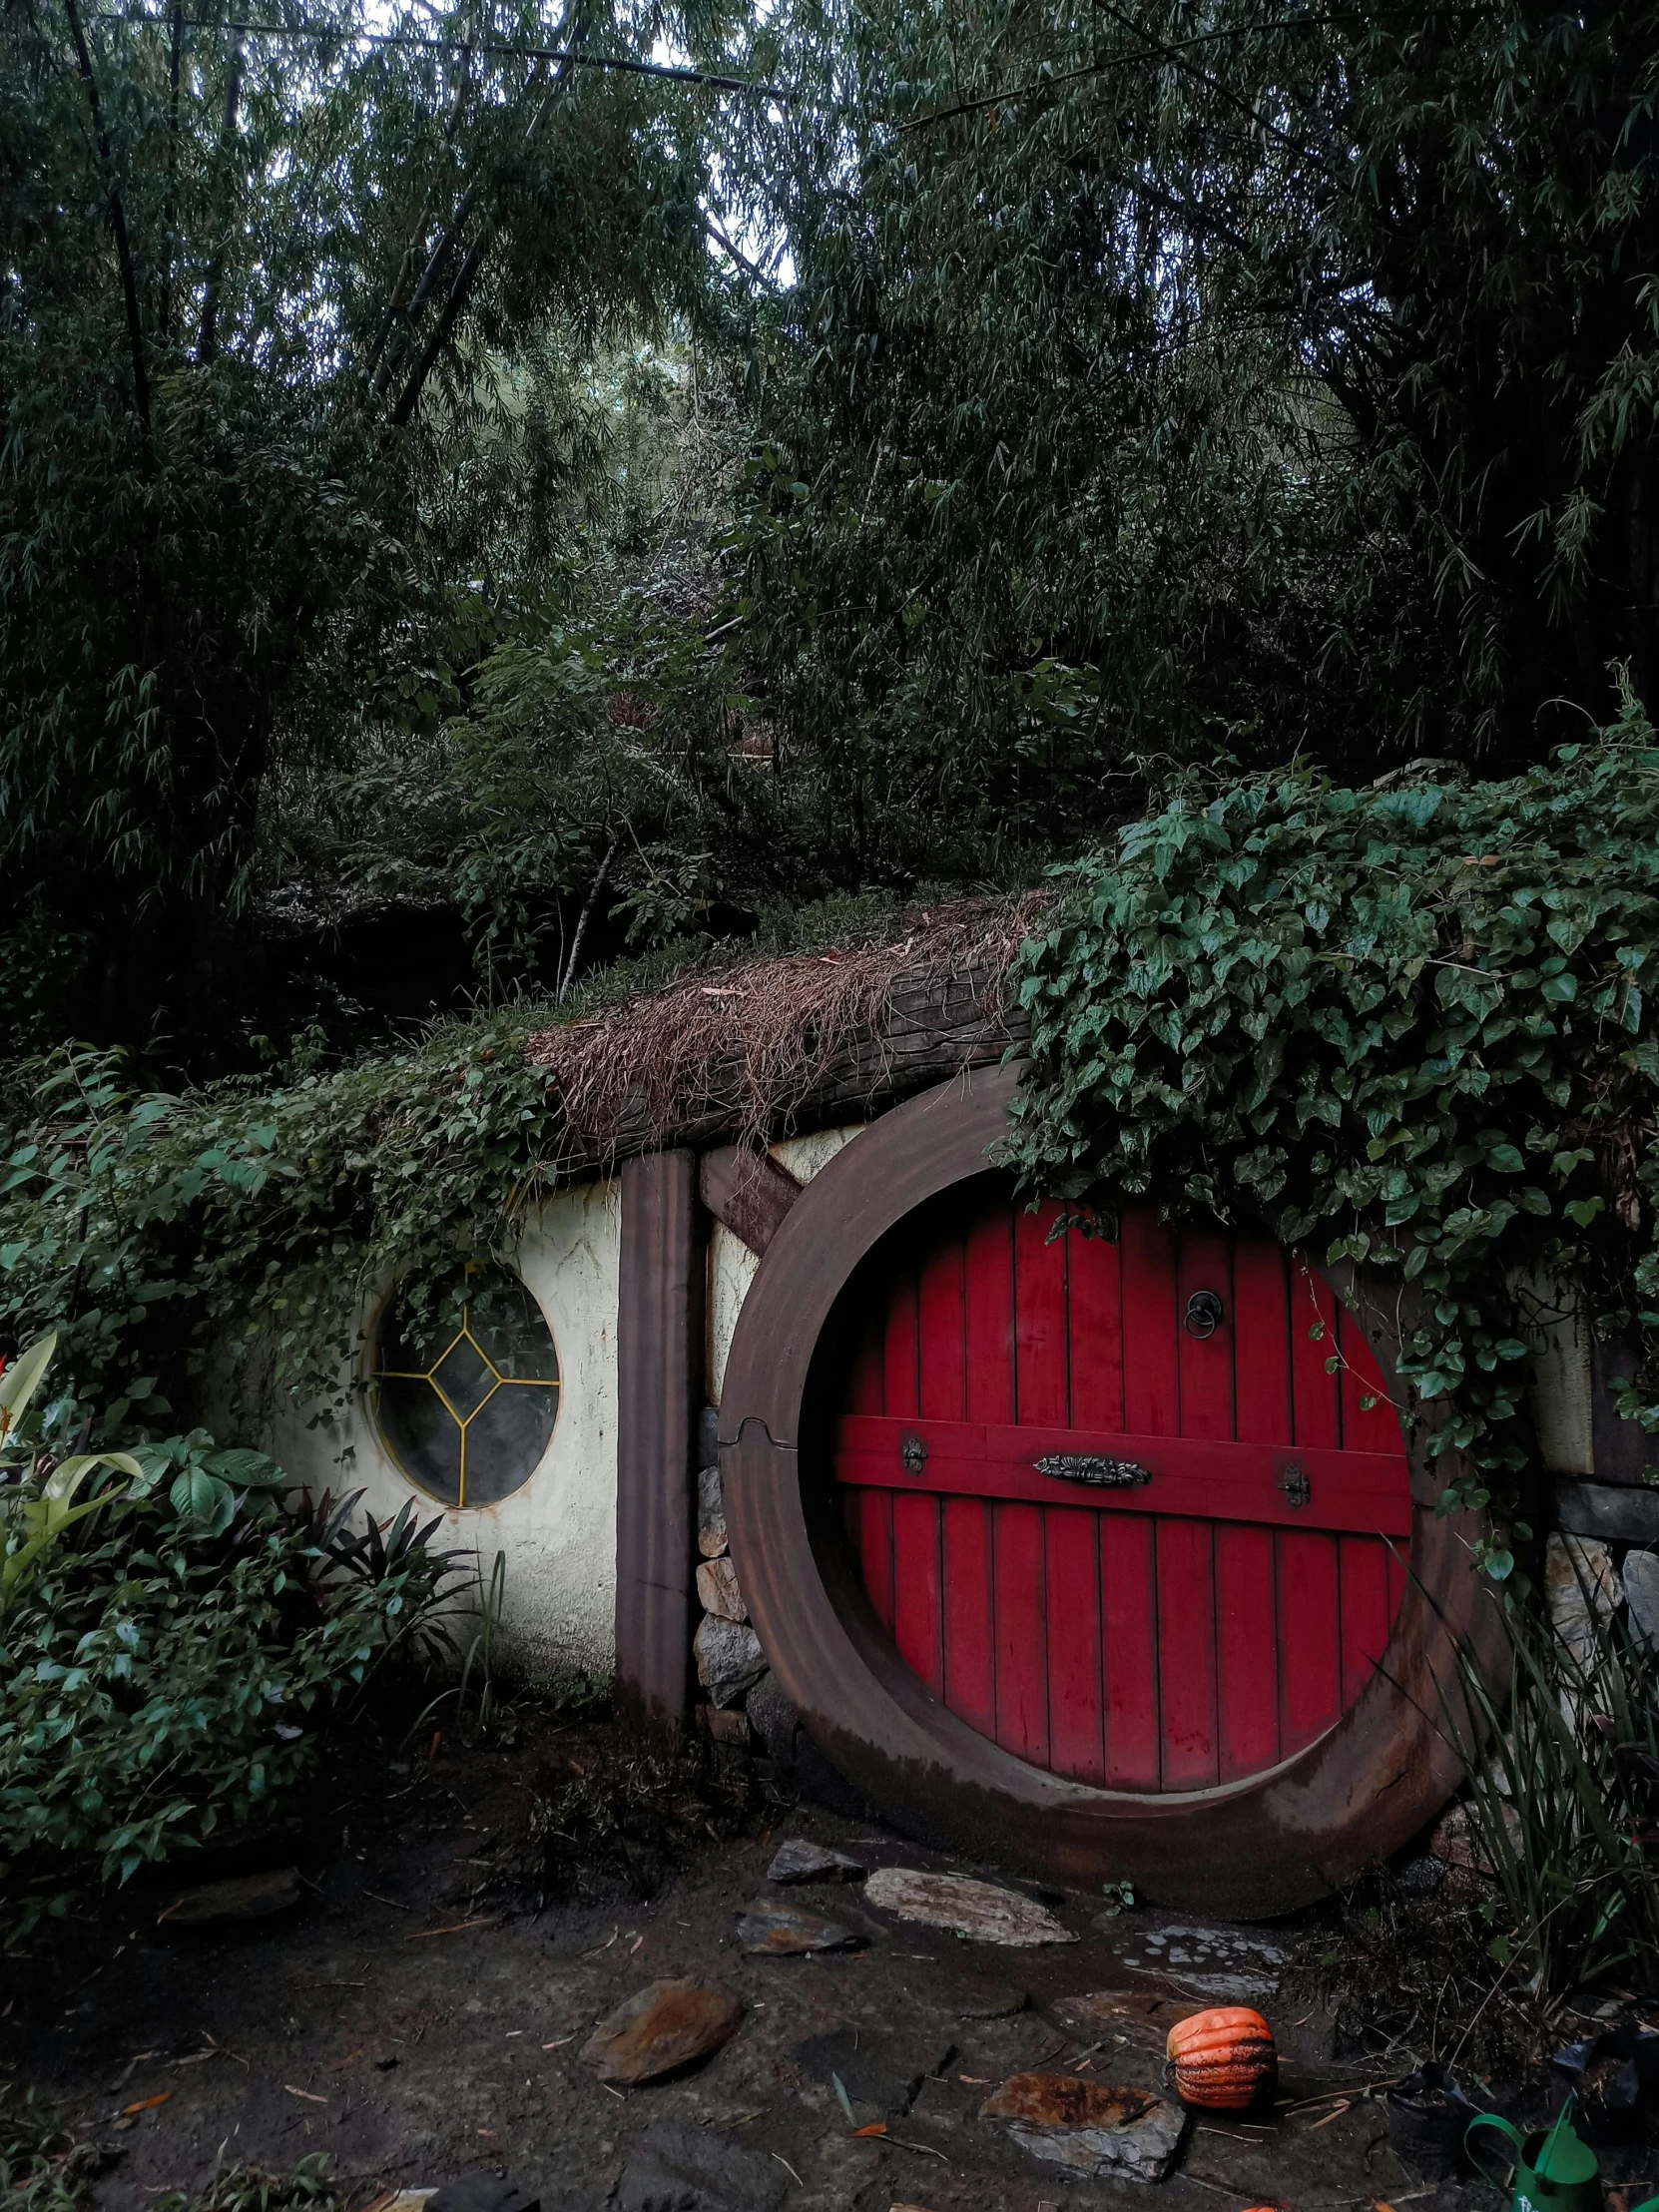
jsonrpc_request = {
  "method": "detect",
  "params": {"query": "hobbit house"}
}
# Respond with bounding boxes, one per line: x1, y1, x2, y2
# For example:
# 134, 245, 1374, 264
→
245, 905, 1650, 1920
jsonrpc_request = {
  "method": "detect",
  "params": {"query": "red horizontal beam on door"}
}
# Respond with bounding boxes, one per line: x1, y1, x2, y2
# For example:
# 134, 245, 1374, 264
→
835, 1413, 1411, 1538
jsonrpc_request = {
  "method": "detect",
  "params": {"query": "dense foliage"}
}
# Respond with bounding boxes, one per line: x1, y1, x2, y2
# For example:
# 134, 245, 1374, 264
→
0, 1449, 456, 1937
1005, 699, 1659, 1569
743, 0, 1659, 846
0, 0, 752, 1059
9, 0, 1659, 1066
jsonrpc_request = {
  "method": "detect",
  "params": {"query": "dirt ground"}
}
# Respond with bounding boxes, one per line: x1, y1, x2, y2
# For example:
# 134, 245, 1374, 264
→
4, 1712, 1651, 2212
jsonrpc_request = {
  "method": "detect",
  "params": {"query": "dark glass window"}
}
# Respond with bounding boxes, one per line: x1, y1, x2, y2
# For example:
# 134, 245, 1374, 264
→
370, 1267, 560, 1506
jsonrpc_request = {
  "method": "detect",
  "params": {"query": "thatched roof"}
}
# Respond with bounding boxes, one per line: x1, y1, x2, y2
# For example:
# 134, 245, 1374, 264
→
525, 895, 1047, 1166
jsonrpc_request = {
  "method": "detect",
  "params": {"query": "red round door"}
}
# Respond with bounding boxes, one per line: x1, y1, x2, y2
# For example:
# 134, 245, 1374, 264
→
834, 1185, 1412, 1793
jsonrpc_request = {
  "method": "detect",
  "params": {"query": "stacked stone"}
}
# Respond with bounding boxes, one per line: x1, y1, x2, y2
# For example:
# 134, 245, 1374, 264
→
690, 1412, 765, 1743
688, 1410, 820, 1783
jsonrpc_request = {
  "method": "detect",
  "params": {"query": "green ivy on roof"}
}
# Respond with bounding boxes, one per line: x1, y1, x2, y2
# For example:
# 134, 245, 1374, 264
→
1005, 686, 1659, 1578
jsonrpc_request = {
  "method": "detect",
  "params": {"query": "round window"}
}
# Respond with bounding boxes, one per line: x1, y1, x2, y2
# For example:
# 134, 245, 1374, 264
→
370, 1266, 560, 1506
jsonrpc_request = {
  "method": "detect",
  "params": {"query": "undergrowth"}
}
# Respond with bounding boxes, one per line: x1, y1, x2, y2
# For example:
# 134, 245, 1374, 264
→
530, 1724, 781, 1905
1304, 1870, 1541, 2083
0, 2084, 337, 2212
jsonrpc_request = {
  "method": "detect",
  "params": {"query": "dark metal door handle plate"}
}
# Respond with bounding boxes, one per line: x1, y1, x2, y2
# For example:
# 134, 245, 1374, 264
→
899, 1431, 929, 1475
1280, 1464, 1312, 1509
1185, 1290, 1226, 1339
1035, 1454, 1153, 1488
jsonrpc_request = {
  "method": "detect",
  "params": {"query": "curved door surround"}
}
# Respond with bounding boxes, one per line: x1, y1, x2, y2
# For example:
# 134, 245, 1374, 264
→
718, 1062, 1506, 1917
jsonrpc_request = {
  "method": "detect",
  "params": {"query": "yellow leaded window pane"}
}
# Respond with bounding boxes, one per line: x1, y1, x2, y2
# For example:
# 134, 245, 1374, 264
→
370, 1266, 560, 1506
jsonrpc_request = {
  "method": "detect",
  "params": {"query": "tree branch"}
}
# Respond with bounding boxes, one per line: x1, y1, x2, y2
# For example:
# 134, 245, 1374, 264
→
197, 33, 245, 365
159, 0, 184, 345
899, 5, 1486, 132
362, 22, 481, 384
386, 18, 583, 426
558, 838, 618, 1001
62, 0, 152, 440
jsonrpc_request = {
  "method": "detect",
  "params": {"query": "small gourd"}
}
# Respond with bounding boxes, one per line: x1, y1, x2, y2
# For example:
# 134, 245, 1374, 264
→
1165, 2005, 1277, 2109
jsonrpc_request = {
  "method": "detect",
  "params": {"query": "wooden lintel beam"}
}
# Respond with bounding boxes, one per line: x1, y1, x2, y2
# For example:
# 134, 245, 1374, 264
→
699, 1144, 805, 1258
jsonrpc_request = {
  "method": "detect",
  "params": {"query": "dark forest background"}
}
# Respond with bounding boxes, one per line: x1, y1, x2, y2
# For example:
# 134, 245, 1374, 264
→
6, 0, 1658, 1074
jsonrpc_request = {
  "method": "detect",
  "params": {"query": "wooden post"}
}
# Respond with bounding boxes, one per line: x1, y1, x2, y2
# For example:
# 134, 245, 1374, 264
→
615, 1149, 705, 1735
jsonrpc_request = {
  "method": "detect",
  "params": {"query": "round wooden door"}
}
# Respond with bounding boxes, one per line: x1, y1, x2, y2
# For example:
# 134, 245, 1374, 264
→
833, 1184, 1411, 1793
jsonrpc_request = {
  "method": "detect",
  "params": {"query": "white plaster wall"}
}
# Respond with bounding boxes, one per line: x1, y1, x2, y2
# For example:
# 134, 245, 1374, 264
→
707, 1125, 866, 1403
1520, 1272, 1595, 1476
248, 1178, 621, 1684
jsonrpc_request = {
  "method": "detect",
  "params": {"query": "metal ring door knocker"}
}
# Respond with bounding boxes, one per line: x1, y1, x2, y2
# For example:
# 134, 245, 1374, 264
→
1185, 1290, 1225, 1338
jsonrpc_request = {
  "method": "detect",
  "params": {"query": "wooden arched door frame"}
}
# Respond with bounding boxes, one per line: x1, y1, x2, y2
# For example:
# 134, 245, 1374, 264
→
719, 1061, 1507, 1919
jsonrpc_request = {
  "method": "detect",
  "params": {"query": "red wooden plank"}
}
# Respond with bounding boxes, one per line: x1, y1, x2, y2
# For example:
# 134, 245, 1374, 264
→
1177, 1229, 1235, 1440
1277, 1527, 1343, 1752
846, 1311, 885, 1414
1289, 1256, 1342, 1448
965, 1202, 1016, 1424
884, 1267, 920, 1418
993, 1502, 1049, 1764
1234, 1239, 1293, 1445
1338, 1302, 1405, 1454
1122, 1210, 1180, 1434
941, 1496, 996, 1737
835, 1414, 1414, 1537
1215, 1522, 1279, 1780
892, 1491, 944, 1692
1102, 1512, 1161, 1789
1067, 1221, 1125, 1431
1156, 1517, 1219, 1788
1045, 1506, 1105, 1782
859, 1488, 895, 1632
1014, 1200, 1069, 1425
1339, 1534, 1392, 1710
919, 1233, 969, 1422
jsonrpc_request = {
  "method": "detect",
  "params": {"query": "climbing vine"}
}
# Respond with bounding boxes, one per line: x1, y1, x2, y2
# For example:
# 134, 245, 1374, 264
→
1003, 694, 1659, 1576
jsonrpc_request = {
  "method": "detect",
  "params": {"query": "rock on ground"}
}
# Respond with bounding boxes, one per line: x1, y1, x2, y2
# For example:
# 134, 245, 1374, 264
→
733, 1897, 858, 1954
791, 2027, 955, 2123
157, 1867, 302, 1928
579, 1978, 745, 2084
615, 2119, 787, 2212
427, 2179, 539, 2212
765, 1837, 865, 1884
1115, 1920, 1283, 2000
980, 2073, 1189, 2181
863, 1867, 1078, 1946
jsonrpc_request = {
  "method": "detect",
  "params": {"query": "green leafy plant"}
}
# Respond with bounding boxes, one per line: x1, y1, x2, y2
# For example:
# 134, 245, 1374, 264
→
1006, 699, 1659, 1564
131, 1433, 288, 1538
0, 2081, 91, 2212
0, 1335, 142, 1617
1440, 1568, 1659, 1998
0, 1438, 461, 1941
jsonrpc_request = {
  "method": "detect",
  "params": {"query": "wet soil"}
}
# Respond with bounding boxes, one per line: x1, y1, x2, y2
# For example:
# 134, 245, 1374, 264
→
4, 1713, 1652, 2212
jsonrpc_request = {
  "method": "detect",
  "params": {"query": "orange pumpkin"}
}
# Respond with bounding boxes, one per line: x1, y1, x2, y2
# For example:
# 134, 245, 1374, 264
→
1165, 2006, 1278, 2109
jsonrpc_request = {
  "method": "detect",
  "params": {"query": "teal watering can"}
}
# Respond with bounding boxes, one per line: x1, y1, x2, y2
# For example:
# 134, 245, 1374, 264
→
1466, 2101, 1659, 2212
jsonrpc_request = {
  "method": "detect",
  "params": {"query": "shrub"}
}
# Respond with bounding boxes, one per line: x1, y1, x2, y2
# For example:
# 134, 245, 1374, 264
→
0, 1374, 458, 1942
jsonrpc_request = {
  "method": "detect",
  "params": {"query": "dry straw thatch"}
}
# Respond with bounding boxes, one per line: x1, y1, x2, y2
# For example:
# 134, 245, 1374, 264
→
525, 894, 1050, 1165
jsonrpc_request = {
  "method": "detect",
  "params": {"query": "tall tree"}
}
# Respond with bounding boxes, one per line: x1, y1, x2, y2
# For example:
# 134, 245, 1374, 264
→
0, 0, 745, 1057
735, 0, 1659, 857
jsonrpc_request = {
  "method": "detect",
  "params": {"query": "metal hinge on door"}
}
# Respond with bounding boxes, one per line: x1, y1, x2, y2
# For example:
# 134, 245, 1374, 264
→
1279, 1464, 1312, 1509
900, 1431, 929, 1476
